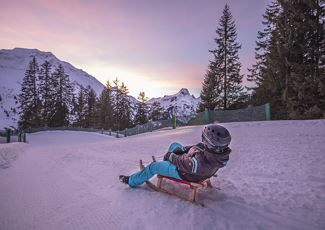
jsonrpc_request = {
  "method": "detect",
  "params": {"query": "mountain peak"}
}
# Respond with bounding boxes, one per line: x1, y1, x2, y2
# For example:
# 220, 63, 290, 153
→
13, 47, 40, 52
176, 88, 190, 96
0, 47, 56, 64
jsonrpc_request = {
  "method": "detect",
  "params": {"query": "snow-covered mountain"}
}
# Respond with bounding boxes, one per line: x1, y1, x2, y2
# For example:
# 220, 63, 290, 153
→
0, 48, 105, 128
0, 48, 200, 129
0, 48, 104, 92
147, 88, 200, 121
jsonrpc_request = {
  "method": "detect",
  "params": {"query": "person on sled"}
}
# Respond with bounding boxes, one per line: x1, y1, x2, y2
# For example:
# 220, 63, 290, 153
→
119, 124, 231, 187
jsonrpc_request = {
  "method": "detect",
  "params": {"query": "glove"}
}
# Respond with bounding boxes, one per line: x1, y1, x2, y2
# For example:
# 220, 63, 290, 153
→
163, 152, 175, 162
163, 152, 171, 161
173, 147, 184, 155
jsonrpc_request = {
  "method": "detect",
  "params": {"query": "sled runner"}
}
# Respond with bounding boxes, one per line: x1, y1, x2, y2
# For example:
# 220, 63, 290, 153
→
139, 156, 215, 206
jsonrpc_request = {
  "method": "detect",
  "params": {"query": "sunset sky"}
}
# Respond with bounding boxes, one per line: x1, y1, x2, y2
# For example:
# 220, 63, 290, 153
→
1, 0, 271, 98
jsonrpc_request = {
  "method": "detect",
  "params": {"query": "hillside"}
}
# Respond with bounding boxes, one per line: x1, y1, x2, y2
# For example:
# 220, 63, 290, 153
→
0, 48, 201, 129
0, 48, 105, 128
0, 120, 324, 230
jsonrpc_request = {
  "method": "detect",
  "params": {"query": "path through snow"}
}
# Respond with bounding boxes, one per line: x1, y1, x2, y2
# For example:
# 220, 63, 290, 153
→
0, 121, 325, 230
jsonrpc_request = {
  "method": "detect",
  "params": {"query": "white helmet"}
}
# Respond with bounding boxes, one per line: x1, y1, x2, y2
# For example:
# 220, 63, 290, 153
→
202, 124, 231, 152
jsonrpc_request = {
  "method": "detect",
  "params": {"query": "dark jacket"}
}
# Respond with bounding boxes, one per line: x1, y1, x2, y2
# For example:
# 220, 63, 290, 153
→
169, 143, 231, 182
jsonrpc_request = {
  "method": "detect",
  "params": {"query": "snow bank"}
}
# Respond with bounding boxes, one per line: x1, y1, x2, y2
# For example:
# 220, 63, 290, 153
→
0, 120, 324, 230
0, 142, 26, 169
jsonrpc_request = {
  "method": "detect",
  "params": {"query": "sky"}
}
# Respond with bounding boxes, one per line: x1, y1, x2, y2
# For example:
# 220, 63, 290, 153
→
0, 0, 272, 99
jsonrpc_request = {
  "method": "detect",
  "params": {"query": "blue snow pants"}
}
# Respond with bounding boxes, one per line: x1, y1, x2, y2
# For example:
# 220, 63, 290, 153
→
128, 142, 183, 187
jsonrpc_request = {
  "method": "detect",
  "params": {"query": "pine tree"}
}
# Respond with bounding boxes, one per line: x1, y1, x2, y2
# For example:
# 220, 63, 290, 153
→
248, 0, 325, 119
85, 86, 97, 128
198, 65, 222, 112
18, 57, 42, 129
50, 64, 74, 127
284, 0, 325, 119
73, 85, 87, 127
214, 4, 244, 109
118, 82, 132, 130
97, 81, 113, 129
38, 60, 55, 126
112, 78, 132, 130
135, 92, 148, 125
199, 4, 245, 111
149, 101, 163, 121
247, 1, 282, 117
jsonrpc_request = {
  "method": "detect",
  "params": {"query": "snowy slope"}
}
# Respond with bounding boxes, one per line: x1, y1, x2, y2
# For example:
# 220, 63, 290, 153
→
147, 88, 200, 119
0, 48, 104, 93
0, 120, 324, 230
0, 48, 105, 128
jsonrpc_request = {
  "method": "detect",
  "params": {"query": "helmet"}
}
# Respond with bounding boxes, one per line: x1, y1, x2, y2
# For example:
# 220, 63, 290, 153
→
202, 124, 231, 152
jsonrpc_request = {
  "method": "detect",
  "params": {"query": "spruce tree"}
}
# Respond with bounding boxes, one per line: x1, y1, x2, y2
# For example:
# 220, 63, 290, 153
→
38, 60, 55, 126
73, 85, 87, 127
50, 64, 74, 127
112, 78, 132, 130
97, 81, 113, 129
118, 82, 132, 130
18, 57, 42, 129
149, 101, 163, 121
199, 4, 244, 111
284, 0, 325, 118
214, 4, 244, 109
248, 0, 325, 119
247, 1, 281, 106
85, 86, 97, 128
135, 92, 148, 125
198, 65, 222, 112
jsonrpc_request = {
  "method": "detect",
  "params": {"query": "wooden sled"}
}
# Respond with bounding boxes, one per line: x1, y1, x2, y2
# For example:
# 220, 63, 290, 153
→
139, 156, 215, 207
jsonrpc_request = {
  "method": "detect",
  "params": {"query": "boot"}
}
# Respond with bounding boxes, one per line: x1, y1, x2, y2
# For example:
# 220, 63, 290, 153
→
119, 175, 129, 185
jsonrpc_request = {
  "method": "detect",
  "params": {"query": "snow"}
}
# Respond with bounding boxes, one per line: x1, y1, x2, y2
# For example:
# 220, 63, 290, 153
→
147, 88, 200, 118
0, 48, 200, 129
0, 120, 325, 230
0, 48, 105, 129
0, 48, 104, 95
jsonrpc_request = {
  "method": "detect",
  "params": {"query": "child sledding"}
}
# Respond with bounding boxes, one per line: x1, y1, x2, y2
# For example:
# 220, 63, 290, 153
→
119, 124, 231, 205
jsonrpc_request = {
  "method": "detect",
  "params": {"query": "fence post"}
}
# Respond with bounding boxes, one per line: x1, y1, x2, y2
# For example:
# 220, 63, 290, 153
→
172, 115, 176, 129
109, 129, 111, 136
124, 128, 127, 137
6, 129, 11, 143
204, 108, 210, 124
18, 131, 22, 142
116, 130, 119, 138
101, 128, 104, 134
265, 103, 271, 120
137, 124, 139, 135
23, 131, 26, 143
